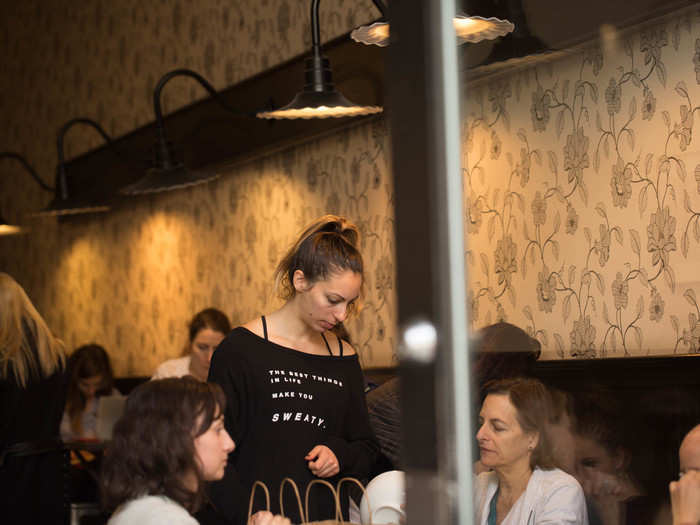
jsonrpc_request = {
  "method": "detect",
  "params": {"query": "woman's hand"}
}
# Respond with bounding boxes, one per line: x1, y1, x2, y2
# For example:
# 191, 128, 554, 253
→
248, 510, 291, 525
305, 445, 340, 478
670, 470, 700, 525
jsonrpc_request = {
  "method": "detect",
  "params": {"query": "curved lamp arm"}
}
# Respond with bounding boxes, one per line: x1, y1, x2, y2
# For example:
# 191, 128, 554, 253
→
151, 68, 251, 170
371, 0, 388, 18
0, 152, 53, 192
55, 118, 114, 200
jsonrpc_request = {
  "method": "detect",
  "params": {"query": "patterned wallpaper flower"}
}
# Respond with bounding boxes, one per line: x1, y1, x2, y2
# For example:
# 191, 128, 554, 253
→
464, 8, 700, 359
3, 1, 699, 375
0, 0, 395, 376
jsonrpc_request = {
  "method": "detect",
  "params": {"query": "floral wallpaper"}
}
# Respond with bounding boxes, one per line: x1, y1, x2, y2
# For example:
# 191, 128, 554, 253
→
464, 7, 700, 359
3, 1, 699, 374
0, 0, 396, 376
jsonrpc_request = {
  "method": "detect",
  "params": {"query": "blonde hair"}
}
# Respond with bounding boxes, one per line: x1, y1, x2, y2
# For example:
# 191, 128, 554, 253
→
0, 273, 65, 387
274, 215, 363, 304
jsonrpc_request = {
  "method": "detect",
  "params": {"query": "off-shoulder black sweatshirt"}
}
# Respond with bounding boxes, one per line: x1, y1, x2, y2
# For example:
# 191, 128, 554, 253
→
206, 327, 379, 525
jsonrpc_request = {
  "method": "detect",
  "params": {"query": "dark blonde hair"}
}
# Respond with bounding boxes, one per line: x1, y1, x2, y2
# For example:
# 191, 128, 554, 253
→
0, 273, 65, 387
274, 215, 363, 303
101, 377, 227, 514
483, 377, 557, 470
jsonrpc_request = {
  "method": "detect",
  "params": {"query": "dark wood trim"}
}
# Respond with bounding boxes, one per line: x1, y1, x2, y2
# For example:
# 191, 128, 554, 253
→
58, 31, 385, 211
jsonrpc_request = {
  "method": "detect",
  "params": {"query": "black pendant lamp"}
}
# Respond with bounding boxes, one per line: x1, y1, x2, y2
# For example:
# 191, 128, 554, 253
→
35, 118, 114, 217
350, 0, 514, 47
257, 0, 382, 120
121, 69, 248, 195
467, 0, 553, 70
0, 209, 22, 236
0, 152, 53, 235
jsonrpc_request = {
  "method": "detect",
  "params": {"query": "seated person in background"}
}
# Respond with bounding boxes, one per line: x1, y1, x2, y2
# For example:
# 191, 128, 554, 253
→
548, 387, 578, 475
572, 391, 658, 525
61, 343, 117, 441
101, 377, 290, 525
366, 377, 402, 472
670, 424, 700, 525
474, 377, 588, 525
472, 321, 542, 474
152, 308, 231, 382
472, 322, 541, 394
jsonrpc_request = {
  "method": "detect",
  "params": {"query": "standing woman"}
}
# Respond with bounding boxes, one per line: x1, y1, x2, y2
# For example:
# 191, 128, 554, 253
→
474, 377, 588, 524
152, 308, 231, 381
206, 215, 379, 525
0, 273, 67, 524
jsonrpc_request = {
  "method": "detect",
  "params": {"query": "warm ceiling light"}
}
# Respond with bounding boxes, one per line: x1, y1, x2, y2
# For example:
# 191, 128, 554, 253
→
0, 223, 25, 235
121, 69, 245, 195
34, 118, 114, 217
0, 209, 25, 236
257, 0, 382, 120
454, 15, 514, 43
350, 0, 514, 47
0, 152, 52, 234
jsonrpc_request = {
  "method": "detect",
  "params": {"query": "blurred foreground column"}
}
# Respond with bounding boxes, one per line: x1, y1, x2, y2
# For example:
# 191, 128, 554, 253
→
387, 0, 473, 524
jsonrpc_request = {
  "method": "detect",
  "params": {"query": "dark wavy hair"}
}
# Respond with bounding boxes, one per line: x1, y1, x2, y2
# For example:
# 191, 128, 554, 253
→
472, 322, 541, 395
274, 215, 363, 307
65, 344, 114, 436
100, 377, 226, 514
181, 308, 231, 356
483, 377, 557, 470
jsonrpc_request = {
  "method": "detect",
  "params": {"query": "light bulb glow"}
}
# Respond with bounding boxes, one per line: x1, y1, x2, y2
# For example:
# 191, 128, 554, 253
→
0, 224, 24, 235
351, 15, 514, 47
257, 105, 383, 120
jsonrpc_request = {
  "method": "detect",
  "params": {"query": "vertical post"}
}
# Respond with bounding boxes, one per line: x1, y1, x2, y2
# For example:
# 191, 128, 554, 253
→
387, 0, 472, 523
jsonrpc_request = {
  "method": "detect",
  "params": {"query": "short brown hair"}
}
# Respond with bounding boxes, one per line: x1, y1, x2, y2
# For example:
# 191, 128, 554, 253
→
483, 377, 557, 470
188, 308, 231, 342
101, 377, 227, 513
274, 215, 363, 303
181, 308, 232, 356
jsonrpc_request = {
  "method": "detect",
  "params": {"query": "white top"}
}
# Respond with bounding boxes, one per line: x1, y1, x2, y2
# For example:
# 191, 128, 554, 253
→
151, 356, 191, 380
107, 495, 198, 525
474, 468, 588, 525
60, 388, 120, 440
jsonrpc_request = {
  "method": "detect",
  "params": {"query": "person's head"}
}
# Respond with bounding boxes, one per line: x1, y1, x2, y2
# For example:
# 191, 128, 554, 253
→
67, 344, 114, 400
0, 272, 64, 386
476, 377, 556, 472
472, 322, 541, 395
274, 215, 363, 332
184, 308, 231, 377
547, 387, 577, 474
572, 391, 635, 487
65, 344, 114, 435
101, 377, 234, 514
679, 424, 700, 478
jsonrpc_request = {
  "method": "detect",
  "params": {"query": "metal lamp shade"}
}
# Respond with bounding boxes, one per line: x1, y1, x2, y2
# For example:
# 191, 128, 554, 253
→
120, 164, 220, 195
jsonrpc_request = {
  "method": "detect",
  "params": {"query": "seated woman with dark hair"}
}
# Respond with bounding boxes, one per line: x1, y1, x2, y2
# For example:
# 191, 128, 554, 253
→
101, 377, 289, 525
61, 344, 117, 440
474, 377, 588, 524
152, 308, 231, 382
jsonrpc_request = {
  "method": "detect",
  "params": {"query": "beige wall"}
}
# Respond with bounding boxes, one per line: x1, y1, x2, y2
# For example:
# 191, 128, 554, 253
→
464, 7, 700, 358
2, 2, 699, 375
0, 0, 396, 376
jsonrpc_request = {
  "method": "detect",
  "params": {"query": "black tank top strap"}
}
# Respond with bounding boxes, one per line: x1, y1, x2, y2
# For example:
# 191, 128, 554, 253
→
261, 316, 268, 340
320, 333, 333, 355
337, 335, 344, 356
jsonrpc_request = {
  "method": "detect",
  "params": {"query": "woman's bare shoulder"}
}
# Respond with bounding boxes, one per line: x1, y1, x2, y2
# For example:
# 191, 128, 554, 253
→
241, 318, 263, 337
341, 339, 357, 356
